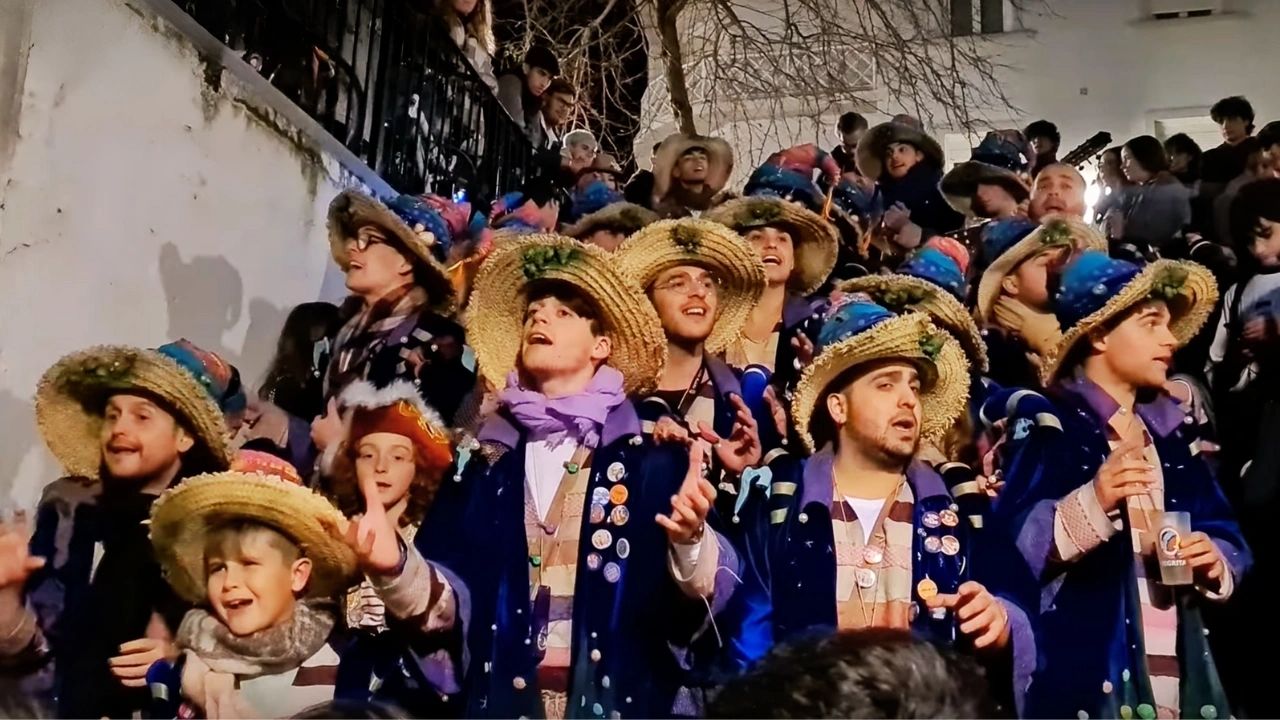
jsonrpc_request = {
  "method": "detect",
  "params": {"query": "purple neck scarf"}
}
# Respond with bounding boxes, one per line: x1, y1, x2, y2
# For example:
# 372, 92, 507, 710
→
496, 366, 626, 448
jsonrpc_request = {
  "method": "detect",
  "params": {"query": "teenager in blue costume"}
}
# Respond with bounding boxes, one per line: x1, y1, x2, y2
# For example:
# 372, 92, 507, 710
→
941, 130, 1033, 222
989, 250, 1250, 719
856, 121, 964, 250
615, 218, 773, 675
974, 217, 1108, 390
704, 191, 839, 402
0, 341, 235, 717
329, 235, 740, 719
740, 297, 1036, 715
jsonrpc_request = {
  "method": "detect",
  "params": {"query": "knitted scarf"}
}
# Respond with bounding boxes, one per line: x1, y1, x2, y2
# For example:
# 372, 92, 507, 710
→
176, 599, 336, 678
325, 284, 428, 398
489, 366, 626, 448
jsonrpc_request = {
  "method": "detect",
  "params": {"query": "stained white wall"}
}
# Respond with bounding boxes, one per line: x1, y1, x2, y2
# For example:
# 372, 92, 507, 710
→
0, 0, 387, 507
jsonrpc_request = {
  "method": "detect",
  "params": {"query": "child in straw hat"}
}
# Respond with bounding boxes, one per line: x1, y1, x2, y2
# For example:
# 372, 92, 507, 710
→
987, 250, 1248, 719
348, 235, 742, 718
0, 341, 235, 718
319, 380, 455, 714
146, 468, 358, 718
736, 295, 1035, 711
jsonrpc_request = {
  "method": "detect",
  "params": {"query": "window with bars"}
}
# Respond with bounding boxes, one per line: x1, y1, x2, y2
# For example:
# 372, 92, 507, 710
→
950, 0, 1008, 36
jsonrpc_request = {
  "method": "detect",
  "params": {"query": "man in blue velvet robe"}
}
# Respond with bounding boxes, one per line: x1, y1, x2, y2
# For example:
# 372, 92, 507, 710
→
991, 251, 1251, 719
738, 297, 1036, 715
331, 236, 739, 719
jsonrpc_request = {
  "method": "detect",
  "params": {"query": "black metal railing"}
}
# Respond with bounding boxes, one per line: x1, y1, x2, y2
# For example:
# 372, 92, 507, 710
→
178, 0, 534, 207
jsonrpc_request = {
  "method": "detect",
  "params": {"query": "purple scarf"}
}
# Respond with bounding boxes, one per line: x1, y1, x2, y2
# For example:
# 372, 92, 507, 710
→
493, 366, 626, 448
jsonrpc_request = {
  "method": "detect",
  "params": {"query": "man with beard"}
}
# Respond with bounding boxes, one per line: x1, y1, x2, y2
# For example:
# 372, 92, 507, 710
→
0, 341, 235, 717
1028, 163, 1089, 222
349, 236, 740, 718
735, 297, 1035, 715
990, 250, 1247, 719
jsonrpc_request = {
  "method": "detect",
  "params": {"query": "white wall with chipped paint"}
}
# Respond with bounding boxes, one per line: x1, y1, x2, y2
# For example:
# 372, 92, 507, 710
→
0, 0, 390, 507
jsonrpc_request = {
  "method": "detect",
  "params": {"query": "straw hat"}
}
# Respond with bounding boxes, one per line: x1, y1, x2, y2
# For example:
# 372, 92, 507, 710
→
35, 345, 234, 479
856, 122, 946, 180
837, 245, 988, 372
941, 131, 1032, 218
975, 217, 1107, 324
792, 300, 969, 454
614, 219, 766, 354
150, 471, 358, 604
327, 190, 457, 315
703, 196, 838, 296
564, 202, 659, 241
1039, 252, 1218, 385
651, 134, 735, 202
465, 235, 667, 395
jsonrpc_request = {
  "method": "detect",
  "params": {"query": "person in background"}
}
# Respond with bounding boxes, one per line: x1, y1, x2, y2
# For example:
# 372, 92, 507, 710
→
1028, 163, 1088, 222
1202, 95, 1256, 187
0, 342, 234, 718
1023, 119, 1061, 177
857, 121, 964, 250
259, 302, 341, 423
707, 629, 995, 719
1118, 135, 1192, 251
564, 201, 659, 251
941, 130, 1033, 221
1213, 137, 1265, 248
991, 250, 1244, 719
1257, 121, 1280, 179
1094, 146, 1133, 230
434, 0, 496, 91
831, 111, 869, 176
650, 133, 735, 217
496, 45, 559, 131
1165, 133, 1203, 188
528, 78, 576, 150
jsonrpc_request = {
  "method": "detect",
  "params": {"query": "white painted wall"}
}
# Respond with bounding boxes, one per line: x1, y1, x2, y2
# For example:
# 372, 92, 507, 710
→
0, 0, 386, 508
640, 0, 1280, 181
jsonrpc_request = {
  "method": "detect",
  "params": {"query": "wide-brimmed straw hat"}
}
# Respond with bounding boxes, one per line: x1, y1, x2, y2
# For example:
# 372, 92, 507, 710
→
150, 471, 358, 604
703, 196, 838, 296
941, 131, 1032, 218
651, 134, 734, 201
564, 202, 659, 241
465, 235, 667, 395
838, 244, 988, 372
614, 219, 766, 355
36, 344, 235, 479
975, 216, 1107, 324
793, 299, 969, 454
856, 122, 946, 181
327, 190, 457, 315
1039, 252, 1218, 385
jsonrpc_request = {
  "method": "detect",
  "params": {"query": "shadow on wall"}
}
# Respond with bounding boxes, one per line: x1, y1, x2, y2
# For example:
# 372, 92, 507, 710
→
0, 388, 37, 502
158, 242, 288, 388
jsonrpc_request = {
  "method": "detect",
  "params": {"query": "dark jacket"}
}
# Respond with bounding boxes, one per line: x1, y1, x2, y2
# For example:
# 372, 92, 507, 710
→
877, 163, 965, 241
624, 170, 656, 210
988, 379, 1250, 719
414, 401, 741, 718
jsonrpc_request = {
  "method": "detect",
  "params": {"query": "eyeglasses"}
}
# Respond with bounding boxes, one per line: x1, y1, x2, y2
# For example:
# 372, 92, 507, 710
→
345, 226, 389, 252
653, 273, 721, 297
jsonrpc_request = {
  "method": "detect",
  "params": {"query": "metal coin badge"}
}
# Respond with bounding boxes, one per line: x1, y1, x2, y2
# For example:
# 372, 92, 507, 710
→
922, 511, 942, 529
592, 529, 613, 550
855, 567, 877, 589
923, 536, 943, 554
940, 509, 959, 527
607, 462, 626, 483
941, 535, 960, 556
916, 577, 939, 600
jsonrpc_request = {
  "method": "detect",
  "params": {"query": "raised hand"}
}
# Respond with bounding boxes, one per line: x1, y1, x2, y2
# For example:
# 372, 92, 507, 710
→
790, 333, 816, 369
310, 398, 344, 452
323, 480, 401, 576
656, 440, 717, 545
696, 394, 761, 476
652, 415, 693, 446
0, 512, 44, 591
1092, 435, 1153, 513
925, 580, 1011, 650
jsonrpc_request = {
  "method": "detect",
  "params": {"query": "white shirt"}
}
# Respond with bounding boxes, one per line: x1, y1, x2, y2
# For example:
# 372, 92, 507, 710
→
525, 439, 580, 521
843, 496, 890, 544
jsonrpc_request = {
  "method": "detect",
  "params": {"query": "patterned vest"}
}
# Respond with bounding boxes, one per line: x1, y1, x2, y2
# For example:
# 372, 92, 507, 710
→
832, 481, 916, 630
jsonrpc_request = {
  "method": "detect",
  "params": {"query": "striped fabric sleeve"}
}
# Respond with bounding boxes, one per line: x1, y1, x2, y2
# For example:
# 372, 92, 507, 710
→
370, 543, 457, 633
1052, 482, 1120, 563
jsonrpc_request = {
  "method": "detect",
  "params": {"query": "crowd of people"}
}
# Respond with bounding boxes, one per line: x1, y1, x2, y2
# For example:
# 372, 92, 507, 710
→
1, 87, 1279, 720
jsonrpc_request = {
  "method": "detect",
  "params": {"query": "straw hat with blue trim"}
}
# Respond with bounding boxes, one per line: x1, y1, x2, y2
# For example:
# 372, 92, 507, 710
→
975, 216, 1107, 324
35, 341, 236, 480
792, 298, 969, 454
1039, 251, 1218, 385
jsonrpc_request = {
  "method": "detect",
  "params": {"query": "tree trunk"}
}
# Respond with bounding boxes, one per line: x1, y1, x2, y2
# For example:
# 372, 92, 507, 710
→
654, 0, 697, 135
